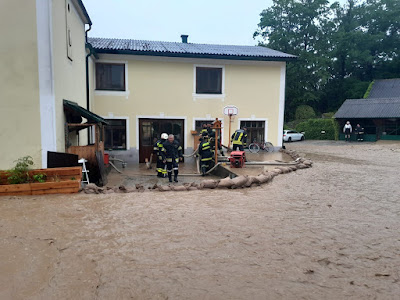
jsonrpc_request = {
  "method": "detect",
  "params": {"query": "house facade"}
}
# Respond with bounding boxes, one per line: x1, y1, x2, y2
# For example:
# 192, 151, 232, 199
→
88, 37, 296, 163
0, 0, 91, 169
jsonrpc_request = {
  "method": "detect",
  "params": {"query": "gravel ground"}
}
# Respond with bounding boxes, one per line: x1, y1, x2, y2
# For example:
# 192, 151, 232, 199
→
0, 140, 399, 299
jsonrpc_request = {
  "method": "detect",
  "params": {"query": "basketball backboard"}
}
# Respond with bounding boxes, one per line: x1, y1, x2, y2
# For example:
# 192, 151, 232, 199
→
223, 105, 238, 116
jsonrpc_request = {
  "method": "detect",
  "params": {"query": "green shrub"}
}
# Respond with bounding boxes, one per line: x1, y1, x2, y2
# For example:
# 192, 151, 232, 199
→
322, 112, 335, 119
7, 156, 34, 184
296, 118, 340, 140
295, 105, 316, 120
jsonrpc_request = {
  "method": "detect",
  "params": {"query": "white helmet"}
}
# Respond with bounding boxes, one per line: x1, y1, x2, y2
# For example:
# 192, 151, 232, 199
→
161, 133, 168, 140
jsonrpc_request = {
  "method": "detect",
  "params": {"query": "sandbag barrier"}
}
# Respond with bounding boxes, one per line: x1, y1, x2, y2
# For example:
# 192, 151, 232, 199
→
82, 149, 312, 194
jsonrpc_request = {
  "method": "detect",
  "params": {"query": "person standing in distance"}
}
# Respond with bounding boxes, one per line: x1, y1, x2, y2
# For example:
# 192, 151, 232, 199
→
343, 121, 352, 142
162, 134, 183, 182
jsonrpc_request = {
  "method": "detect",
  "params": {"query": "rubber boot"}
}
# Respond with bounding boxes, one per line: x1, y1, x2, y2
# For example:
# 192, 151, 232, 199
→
201, 166, 206, 176
168, 172, 172, 182
174, 170, 179, 182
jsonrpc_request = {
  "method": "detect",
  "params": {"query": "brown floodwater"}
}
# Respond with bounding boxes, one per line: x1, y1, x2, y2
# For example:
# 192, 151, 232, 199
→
0, 141, 399, 299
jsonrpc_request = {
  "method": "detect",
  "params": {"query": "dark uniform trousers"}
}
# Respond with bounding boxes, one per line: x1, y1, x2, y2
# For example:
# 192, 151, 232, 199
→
162, 140, 183, 182
199, 141, 214, 175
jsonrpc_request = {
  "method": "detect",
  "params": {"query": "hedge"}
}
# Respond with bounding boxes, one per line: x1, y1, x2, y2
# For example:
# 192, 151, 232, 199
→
295, 105, 316, 120
296, 118, 340, 140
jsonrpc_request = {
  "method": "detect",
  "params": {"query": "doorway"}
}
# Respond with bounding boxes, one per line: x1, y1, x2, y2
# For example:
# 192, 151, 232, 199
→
138, 118, 184, 163
240, 120, 266, 143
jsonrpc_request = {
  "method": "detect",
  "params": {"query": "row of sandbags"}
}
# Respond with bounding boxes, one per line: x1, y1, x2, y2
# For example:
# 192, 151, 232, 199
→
82, 150, 313, 194
157, 151, 313, 192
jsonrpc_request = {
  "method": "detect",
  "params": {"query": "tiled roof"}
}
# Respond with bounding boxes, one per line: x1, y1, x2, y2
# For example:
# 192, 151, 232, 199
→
334, 98, 400, 119
368, 79, 400, 99
88, 37, 297, 61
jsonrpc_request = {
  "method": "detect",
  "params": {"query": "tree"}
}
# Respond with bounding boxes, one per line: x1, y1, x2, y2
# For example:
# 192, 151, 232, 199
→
255, 0, 332, 120
255, 0, 400, 121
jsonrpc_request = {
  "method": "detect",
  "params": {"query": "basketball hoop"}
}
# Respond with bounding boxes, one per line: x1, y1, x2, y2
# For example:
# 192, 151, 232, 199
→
223, 106, 238, 116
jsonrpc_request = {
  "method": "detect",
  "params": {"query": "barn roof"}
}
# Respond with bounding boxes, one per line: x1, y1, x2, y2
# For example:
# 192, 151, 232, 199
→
334, 98, 400, 119
368, 79, 400, 99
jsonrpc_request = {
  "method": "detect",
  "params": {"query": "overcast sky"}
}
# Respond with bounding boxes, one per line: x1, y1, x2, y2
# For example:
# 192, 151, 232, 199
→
83, 0, 348, 46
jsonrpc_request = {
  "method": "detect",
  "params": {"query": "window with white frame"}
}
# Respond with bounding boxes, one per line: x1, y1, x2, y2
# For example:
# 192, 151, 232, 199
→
96, 63, 126, 91
195, 67, 223, 94
104, 119, 127, 150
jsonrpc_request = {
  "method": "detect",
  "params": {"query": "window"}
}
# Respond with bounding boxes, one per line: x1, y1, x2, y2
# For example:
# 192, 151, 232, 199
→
104, 119, 127, 150
96, 63, 126, 91
240, 121, 265, 143
196, 67, 223, 94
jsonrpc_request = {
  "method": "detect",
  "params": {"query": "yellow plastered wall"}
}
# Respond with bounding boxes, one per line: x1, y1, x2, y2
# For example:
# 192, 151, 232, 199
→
52, 0, 88, 150
92, 56, 284, 153
0, 1, 42, 169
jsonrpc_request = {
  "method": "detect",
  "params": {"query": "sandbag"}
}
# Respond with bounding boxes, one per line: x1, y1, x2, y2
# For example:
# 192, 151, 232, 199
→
256, 174, 271, 184
264, 171, 277, 178
244, 176, 259, 187
187, 187, 199, 191
289, 166, 298, 171
201, 179, 219, 189
231, 175, 248, 189
277, 166, 291, 173
158, 185, 171, 192
217, 177, 234, 189
297, 163, 307, 169
271, 168, 282, 175
171, 185, 188, 191
303, 160, 313, 166
83, 188, 96, 194
85, 183, 98, 190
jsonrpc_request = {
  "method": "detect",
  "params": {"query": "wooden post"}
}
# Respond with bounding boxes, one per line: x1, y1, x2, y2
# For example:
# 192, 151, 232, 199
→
228, 114, 232, 149
212, 118, 222, 164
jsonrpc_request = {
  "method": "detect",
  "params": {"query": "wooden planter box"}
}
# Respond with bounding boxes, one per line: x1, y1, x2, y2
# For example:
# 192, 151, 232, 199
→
0, 167, 82, 196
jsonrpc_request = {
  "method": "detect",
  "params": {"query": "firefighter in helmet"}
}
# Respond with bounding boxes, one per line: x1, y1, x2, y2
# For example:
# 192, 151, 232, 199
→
153, 133, 168, 177
162, 134, 183, 182
231, 127, 248, 151
200, 124, 209, 137
198, 136, 214, 176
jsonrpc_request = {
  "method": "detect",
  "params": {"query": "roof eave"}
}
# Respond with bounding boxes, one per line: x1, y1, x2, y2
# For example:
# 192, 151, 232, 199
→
93, 49, 297, 62
72, 0, 92, 25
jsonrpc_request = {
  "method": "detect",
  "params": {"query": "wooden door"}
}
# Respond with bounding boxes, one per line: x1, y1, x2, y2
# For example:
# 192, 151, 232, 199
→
138, 119, 184, 163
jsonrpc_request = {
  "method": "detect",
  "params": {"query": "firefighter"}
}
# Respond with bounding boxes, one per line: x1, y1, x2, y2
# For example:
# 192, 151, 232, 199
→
153, 133, 168, 177
231, 127, 248, 151
198, 137, 214, 176
162, 134, 183, 182
200, 124, 209, 137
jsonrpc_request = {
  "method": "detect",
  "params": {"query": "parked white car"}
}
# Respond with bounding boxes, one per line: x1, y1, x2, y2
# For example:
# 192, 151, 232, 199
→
283, 130, 305, 142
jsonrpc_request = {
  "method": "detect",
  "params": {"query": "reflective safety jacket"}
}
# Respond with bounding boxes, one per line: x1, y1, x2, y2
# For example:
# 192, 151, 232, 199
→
200, 128, 209, 137
198, 141, 213, 161
231, 130, 247, 146
153, 139, 165, 161
162, 140, 183, 163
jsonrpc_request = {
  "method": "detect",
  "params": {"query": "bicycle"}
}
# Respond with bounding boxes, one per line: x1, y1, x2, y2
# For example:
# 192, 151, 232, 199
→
248, 140, 274, 153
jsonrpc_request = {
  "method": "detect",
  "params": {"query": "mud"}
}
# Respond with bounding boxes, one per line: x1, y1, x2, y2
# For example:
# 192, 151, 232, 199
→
1, 140, 399, 299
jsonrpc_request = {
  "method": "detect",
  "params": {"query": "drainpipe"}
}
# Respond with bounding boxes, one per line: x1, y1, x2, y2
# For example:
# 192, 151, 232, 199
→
85, 24, 92, 144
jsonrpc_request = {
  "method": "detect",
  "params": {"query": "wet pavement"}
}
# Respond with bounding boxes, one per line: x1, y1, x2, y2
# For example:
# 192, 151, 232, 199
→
1, 141, 399, 299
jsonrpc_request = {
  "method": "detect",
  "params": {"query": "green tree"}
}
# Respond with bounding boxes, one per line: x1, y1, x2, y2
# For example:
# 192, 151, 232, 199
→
255, 0, 332, 120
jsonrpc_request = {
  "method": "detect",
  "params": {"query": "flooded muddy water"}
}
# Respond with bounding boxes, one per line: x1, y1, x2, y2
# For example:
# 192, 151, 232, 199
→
0, 141, 399, 299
